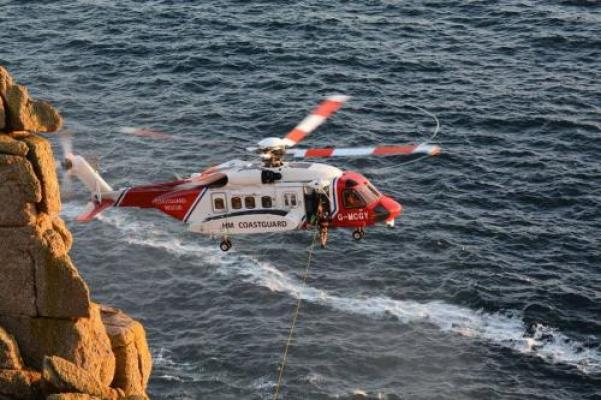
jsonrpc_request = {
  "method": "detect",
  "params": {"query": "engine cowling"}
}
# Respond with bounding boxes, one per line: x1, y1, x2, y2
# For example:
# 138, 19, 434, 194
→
226, 168, 282, 186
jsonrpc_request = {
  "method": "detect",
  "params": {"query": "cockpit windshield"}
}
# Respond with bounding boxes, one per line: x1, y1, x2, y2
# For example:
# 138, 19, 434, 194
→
342, 189, 366, 209
357, 183, 381, 205
342, 183, 381, 209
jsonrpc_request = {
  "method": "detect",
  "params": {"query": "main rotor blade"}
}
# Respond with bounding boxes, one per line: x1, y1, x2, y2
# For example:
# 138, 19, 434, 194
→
282, 95, 350, 147
288, 143, 441, 158
120, 127, 171, 139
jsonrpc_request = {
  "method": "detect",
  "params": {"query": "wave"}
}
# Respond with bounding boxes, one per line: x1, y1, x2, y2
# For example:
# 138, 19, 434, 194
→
221, 257, 601, 375
61, 202, 601, 375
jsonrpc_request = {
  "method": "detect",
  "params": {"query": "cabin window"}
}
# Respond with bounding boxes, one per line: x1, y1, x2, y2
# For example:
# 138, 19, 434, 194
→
213, 197, 225, 211
261, 196, 273, 208
245, 196, 256, 209
284, 193, 298, 208
342, 189, 366, 209
231, 196, 242, 210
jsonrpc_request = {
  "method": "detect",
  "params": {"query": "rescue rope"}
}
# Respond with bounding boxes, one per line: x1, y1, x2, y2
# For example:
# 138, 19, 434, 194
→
272, 229, 319, 400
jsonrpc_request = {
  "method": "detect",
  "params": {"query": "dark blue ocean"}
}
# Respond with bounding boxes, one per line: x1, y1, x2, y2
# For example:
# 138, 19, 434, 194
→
2, 1, 600, 399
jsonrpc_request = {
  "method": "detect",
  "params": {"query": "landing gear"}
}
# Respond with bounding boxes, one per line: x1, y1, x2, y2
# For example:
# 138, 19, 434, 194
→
352, 229, 365, 241
219, 238, 232, 252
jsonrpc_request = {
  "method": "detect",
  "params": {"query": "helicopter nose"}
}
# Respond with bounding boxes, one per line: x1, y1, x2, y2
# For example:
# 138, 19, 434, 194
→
378, 196, 402, 227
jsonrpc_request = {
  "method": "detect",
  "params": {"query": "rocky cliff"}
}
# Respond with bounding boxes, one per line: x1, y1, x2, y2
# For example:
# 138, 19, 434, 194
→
0, 66, 152, 400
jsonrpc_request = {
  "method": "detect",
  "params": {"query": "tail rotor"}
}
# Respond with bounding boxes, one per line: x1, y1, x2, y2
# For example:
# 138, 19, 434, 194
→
58, 131, 76, 199
56, 130, 111, 203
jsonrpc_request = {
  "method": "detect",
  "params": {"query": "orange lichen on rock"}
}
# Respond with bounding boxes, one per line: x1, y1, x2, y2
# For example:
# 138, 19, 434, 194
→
0, 66, 152, 399
101, 306, 152, 396
0, 66, 62, 133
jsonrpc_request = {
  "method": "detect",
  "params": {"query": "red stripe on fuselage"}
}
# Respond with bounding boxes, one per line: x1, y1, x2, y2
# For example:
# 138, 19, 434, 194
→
153, 189, 203, 221
117, 181, 204, 221
127, 179, 190, 191
118, 187, 174, 208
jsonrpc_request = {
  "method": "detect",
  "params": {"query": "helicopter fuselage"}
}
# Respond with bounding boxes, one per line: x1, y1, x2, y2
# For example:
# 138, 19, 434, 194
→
95, 160, 402, 239
62, 94, 442, 250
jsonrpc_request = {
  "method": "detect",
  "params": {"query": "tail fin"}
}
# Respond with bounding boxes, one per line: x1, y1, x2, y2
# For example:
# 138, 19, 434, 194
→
65, 154, 112, 194
64, 154, 115, 222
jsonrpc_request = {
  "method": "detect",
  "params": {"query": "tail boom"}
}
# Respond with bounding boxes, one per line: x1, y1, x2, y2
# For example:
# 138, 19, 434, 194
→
66, 153, 207, 222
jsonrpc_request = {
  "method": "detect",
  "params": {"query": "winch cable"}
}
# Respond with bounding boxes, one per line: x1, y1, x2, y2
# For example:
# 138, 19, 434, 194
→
273, 229, 319, 400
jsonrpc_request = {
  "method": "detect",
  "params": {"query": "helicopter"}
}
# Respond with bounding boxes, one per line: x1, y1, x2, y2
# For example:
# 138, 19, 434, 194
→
60, 95, 440, 251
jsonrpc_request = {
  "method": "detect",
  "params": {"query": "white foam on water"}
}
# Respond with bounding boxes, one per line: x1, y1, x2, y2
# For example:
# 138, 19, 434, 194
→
153, 347, 226, 385
252, 377, 276, 390
228, 258, 601, 375
61, 202, 84, 219
153, 347, 193, 369
60, 203, 601, 375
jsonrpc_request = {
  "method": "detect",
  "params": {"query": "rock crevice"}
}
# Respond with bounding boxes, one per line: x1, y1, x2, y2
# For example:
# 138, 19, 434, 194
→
0, 67, 152, 399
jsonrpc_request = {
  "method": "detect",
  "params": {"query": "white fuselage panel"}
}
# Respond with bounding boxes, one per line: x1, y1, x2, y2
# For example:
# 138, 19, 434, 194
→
185, 161, 342, 236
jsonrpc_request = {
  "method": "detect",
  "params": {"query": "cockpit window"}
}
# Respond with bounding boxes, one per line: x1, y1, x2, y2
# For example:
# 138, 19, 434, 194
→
342, 189, 366, 209
366, 183, 381, 198
357, 184, 381, 205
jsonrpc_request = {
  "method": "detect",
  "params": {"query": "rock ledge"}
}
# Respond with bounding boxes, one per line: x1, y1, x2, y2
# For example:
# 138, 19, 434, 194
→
0, 67, 152, 399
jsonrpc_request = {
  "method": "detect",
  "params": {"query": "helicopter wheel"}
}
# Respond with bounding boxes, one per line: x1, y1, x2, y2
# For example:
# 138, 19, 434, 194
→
352, 229, 364, 241
219, 239, 232, 252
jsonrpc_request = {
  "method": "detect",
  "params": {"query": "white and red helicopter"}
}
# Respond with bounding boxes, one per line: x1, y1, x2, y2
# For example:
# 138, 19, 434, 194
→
61, 95, 440, 251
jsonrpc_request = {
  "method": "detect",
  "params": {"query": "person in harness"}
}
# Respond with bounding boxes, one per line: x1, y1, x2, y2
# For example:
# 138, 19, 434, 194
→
314, 199, 329, 248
